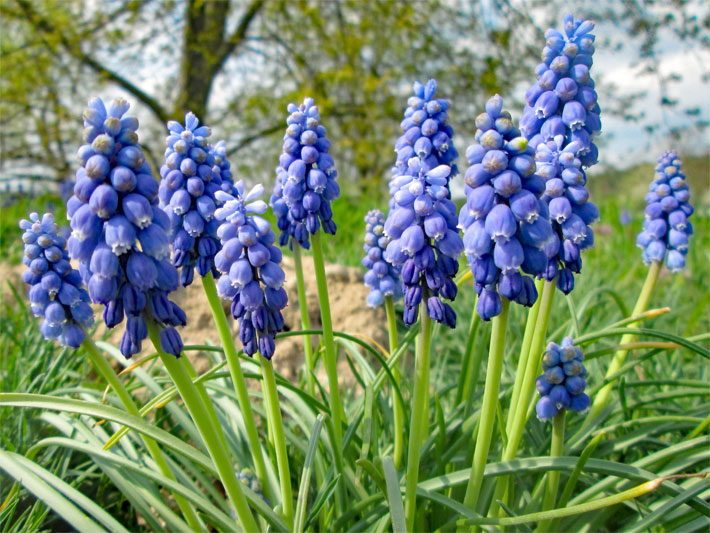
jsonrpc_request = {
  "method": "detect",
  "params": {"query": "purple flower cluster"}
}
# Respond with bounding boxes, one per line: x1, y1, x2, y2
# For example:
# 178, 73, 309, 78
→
66, 97, 185, 358
270, 98, 339, 249
158, 113, 233, 287
519, 14, 602, 294
536, 136, 598, 293
521, 14, 601, 166
214, 181, 288, 359
390, 79, 459, 186
362, 210, 402, 308
460, 95, 554, 320
383, 80, 463, 328
209, 140, 235, 190
20, 212, 94, 347
535, 337, 589, 420
637, 151, 693, 271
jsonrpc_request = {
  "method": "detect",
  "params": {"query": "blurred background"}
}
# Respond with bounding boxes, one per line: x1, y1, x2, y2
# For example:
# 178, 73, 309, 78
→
1, 0, 708, 194
0, 0, 708, 262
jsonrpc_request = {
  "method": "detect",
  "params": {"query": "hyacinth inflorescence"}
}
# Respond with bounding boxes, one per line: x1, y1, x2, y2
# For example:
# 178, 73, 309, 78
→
637, 151, 693, 271
214, 181, 288, 359
519, 14, 601, 294
20, 213, 94, 347
390, 79, 459, 189
67, 97, 185, 358
535, 337, 589, 420
271, 98, 339, 249
362, 210, 402, 308
158, 113, 235, 287
383, 80, 463, 328
536, 135, 598, 293
460, 95, 555, 320
521, 14, 601, 165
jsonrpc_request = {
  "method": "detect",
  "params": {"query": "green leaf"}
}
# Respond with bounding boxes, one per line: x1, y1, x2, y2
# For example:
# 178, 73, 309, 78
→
356, 458, 388, 497
623, 477, 710, 533
382, 456, 406, 533
304, 474, 341, 529
574, 327, 710, 359
294, 414, 325, 533
0, 449, 104, 533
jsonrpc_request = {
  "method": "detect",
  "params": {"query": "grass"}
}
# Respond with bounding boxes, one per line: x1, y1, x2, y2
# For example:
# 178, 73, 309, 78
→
0, 155, 708, 531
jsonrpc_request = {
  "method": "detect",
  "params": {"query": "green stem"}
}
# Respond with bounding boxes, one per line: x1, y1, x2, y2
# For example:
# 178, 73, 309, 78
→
310, 230, 345, 511
293, 242, 316, 397
82, 339, 204, 531
200, 272, 271, 502
585, 261, 661, 426
491, 280, 555, 516
507, 278, 544, 435
146, 322, 258, 533
404, 297, 433, 532
259, 356, 294, 527
456, 296, 481, 407
463, 297, 510, 509
385, 295, 404, 469
538, 411, 565, 532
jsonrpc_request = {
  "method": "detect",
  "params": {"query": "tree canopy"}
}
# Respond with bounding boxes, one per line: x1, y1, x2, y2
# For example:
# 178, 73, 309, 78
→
1, 0, 707, 195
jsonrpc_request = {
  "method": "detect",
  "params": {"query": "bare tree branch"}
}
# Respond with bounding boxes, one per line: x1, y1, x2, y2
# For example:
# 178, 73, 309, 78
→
215, 0, 266, 72
13, 0, 169, 123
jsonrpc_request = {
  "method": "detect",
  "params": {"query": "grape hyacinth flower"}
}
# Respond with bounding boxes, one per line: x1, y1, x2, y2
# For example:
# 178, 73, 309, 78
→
270, 98, 339, 249
536, 135, 598, 294
362, 210, 403, 308
521, 14, 601, 167
20, 212, 94, 347
637, 151, 693, 272
460, 95, 556, 320
158, 113, 233, 287
383, 80, 463, 328
66, 97, 185, 358
209, 140, 236, 193
388, 79, 459, 205
214, 181, 288, 359
535, 337, 589, 420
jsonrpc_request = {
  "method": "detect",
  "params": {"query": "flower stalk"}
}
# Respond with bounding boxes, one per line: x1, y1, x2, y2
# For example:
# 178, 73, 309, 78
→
585, 260, 661, 426
404, 295, 434, 531
463, 296, 510, 509
507, 278, 545, 433
538, 410, 565, 532
200, 271, 271, 500
384, 295, 404, 469
490, 278, 556, 514
311, 229, 345, 509
259, 355, 294, 527
293, 242, 316, 396
146, 321, 258, 532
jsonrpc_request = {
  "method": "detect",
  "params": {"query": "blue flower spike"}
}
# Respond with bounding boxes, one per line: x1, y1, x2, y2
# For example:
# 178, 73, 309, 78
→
383, 79, 463, 328
362, 210, 403, 308
20, 212, 94, 348
521, 14, 601, 165
637, 151, 693, 271
460, 94, 556, 321
67, 97, 185, 358
270, 97, 339, 249
520, 14, 602, 295
158, 112, 235, 287
214, 181, 288, 359
535, 336, 590, 420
